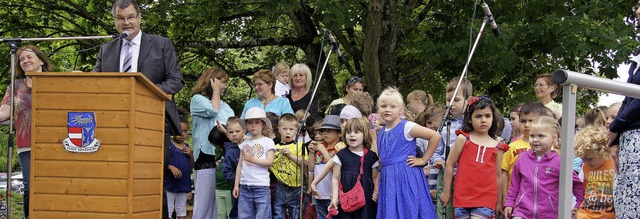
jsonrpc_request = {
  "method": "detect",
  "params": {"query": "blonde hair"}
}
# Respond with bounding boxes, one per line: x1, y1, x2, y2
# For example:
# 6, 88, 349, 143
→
279, 113, 299, 128
342, 118, 373, 149
377, 87, 405, 109
529, 116, 561, 151
608, 102, 622, 111
407, 90, 434, 106
574, 126, 610, 158
289, 63, 313, 90
584, 107, 607, 127
274, 62, 290, 77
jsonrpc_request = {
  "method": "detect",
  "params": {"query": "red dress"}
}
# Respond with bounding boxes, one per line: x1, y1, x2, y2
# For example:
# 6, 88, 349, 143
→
453, 130, 509, 210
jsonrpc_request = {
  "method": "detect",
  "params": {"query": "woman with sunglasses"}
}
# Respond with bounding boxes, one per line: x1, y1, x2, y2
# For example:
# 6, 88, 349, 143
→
241, 69, 294, 118
325, 76, 365, 115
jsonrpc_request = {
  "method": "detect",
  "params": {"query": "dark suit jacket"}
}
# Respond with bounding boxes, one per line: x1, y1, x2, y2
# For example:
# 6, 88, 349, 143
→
93, 32, 185, 135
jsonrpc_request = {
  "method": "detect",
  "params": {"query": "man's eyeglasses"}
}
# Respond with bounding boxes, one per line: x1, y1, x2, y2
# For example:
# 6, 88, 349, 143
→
115, 14, 140, 24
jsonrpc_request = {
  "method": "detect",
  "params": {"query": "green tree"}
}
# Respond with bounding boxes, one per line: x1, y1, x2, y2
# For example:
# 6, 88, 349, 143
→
0, 0, 636, 114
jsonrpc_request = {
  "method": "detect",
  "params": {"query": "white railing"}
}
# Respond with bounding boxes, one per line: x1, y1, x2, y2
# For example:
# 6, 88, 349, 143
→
553, 69, 640, 219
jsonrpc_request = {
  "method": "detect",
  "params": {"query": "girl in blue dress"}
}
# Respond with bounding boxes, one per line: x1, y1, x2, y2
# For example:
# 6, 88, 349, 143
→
376, 87, 441, 219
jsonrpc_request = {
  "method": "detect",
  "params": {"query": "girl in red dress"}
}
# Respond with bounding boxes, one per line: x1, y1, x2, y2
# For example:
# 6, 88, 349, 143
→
440, 96, 509, 219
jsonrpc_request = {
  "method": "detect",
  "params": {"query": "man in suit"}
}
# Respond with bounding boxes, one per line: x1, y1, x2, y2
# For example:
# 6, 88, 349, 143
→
93, 1, 184, 218
93, 0, 184, 136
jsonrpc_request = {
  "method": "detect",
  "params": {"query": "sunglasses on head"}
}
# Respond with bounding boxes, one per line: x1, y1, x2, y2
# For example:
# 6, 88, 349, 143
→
347, 76, 365, 85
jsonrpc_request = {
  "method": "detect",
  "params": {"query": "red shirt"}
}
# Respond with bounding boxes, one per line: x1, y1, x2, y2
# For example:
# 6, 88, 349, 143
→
453, 130, 509, 210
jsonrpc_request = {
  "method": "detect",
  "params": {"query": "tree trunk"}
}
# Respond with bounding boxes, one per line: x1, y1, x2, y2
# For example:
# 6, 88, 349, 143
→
363, 0, 384, 97
378, 0, 400, 93
289, 4, 338, 114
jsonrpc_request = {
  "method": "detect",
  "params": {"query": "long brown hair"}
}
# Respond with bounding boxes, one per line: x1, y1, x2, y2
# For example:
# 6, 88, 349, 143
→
16, 45, 53, 79
190, 68, 229, 97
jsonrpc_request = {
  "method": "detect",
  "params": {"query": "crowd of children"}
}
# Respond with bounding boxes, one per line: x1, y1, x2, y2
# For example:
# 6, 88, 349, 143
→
162, 63, 621, 219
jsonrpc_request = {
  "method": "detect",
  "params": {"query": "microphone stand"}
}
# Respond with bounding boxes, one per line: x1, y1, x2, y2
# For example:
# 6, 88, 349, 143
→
436, 16, 488, 219
294, 43, 334, 219
0, 34, 116, 219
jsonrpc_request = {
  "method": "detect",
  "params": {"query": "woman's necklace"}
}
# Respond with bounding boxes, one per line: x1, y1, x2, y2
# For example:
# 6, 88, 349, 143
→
263, 95, 275, 107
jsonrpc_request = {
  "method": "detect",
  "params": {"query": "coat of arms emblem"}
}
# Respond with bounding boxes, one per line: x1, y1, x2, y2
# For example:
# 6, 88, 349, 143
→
62, 112, 101, 153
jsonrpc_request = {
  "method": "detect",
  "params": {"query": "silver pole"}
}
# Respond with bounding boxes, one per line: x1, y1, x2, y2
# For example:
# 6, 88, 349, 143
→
553, 69, 640, 217
558, 84, 577, 219
554, 69, 640, 99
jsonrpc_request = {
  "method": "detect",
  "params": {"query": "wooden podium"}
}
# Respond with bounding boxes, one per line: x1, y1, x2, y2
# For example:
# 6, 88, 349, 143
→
27, 72, 170, 219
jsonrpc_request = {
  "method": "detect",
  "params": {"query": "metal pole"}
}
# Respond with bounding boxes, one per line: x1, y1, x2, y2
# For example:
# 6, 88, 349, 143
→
4, 41, 18, 219
553, 69, 640, 99
552, 69, 640, 216
558, 84, 577, 219
438, 18, 488, 133
297, 49, 333, 219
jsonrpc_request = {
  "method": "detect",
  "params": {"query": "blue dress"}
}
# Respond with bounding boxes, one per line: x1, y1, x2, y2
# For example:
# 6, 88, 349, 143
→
164, 142, 192, 193
376, 120, 436, 219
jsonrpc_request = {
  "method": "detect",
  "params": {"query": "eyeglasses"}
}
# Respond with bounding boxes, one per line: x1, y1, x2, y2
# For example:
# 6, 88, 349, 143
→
115, 14, 140, 24
253, 82, 267, 88
347, 76, 365, 85
533, 83, 547, 88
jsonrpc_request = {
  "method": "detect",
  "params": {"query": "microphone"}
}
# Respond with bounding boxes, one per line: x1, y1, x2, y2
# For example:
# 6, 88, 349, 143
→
327, 33, 347, 62
481, 3, 500, 37
118, 31, 131, 39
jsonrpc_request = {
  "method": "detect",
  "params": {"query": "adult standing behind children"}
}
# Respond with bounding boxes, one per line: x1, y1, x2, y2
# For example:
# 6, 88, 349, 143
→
190, 68, 234, 219
287, 63, 318, 115
0, 45, 53, 218
376, 87, 441, 219
609, 5, 640, 217
241, 69, 294, 118
326, 76, 365, 115
533, 73, 562, 119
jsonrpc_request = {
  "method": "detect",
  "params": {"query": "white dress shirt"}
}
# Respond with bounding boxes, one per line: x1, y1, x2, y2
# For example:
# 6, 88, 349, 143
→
119, 32, 142, 72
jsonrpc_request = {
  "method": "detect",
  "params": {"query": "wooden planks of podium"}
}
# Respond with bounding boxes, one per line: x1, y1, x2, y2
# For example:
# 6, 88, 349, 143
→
26, 72, 170, 219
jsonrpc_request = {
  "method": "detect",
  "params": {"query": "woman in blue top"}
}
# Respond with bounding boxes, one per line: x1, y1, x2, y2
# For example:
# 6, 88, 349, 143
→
190, 68, 234, 219
241, 69, 294, 118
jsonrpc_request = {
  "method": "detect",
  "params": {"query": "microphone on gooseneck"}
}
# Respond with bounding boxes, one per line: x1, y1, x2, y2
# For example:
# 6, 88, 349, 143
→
327, 33, 347, 62
118, 31, 131, 40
